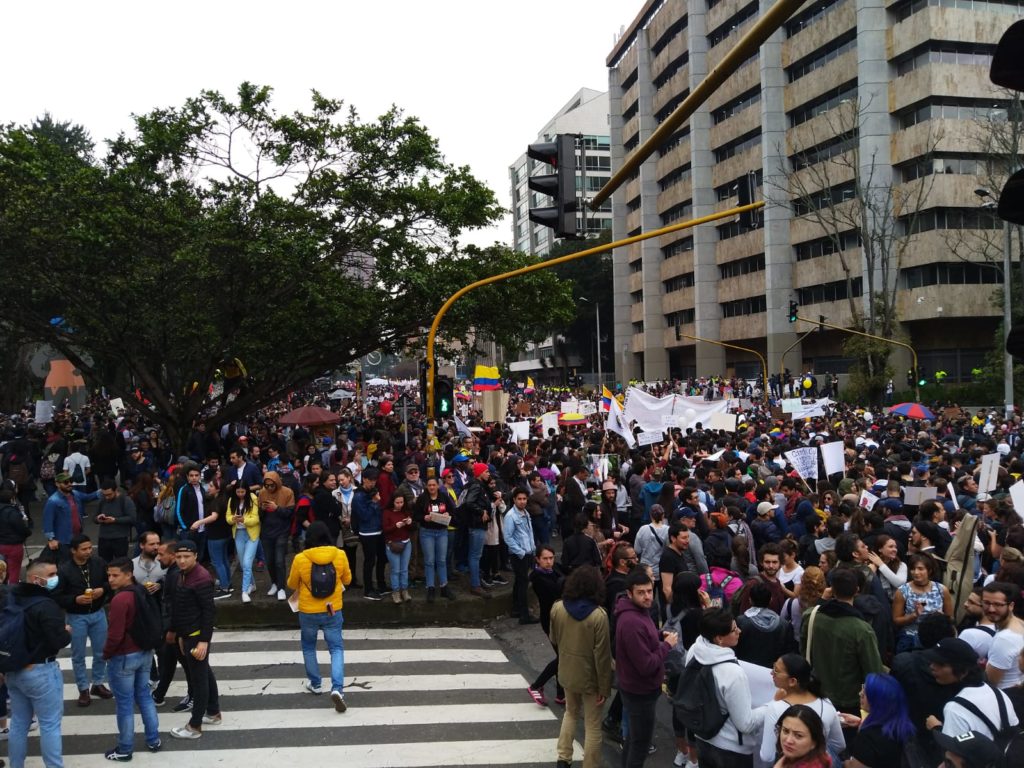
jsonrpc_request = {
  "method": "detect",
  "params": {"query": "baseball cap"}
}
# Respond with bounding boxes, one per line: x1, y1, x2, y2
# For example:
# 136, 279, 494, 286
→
932, 731, 1000, 765
175, 540, 198, 554
923, 638, 979, 667
756, 501, 775, 517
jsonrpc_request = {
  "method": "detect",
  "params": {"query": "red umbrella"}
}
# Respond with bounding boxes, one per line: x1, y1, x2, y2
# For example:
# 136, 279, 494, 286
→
278, 405, 341, 427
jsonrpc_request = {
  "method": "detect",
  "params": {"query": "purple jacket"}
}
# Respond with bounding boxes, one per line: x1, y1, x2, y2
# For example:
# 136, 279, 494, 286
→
613, 592, 670, 694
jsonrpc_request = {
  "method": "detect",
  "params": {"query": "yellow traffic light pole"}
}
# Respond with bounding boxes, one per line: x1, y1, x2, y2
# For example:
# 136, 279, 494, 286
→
425, 201, 765, 422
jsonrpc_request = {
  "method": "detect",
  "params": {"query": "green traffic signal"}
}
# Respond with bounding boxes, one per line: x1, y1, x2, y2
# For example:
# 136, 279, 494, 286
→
788, 301, 798, 323
439, 397, 452, 415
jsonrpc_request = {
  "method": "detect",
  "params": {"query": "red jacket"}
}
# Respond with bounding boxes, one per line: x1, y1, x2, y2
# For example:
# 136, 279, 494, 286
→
103, 588, 142, 659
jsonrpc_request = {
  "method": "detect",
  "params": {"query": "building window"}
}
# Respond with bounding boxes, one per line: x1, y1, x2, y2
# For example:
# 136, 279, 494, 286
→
658, 126, 692, 157
717, 221, 746, 241
796, 277, 863, 305
893, 0, 1024, 22
900, 261, 1003, 288
662, 237, 695, 258
666, 309, 696, 326
896, 154, 991, 182
895, 42, 995, 76
786, 31, 857, 83
711, 88, 762, 125
789, 81, 858, 127
714, 170, 764, 202
713, 129, 762, 163
631, 290, 643, 304
657, 90, 691, 124
630, 260, 643, 274
719, 253, 766, 279
582, 135, 611, 150
721, 295, 768, 317
794, 231, 860, 261
584, 156, 612, 171
899, 207, 1005, 234
792, 181, 857, 216
654, 53, 690, 90
897, 97, 1017, 129
707, 3, 758, 48
632, 321, 645, 333
786, 0, 843, 37
659, 164, 693, 192
664, 272, 696, 292
661, 200, 694, 226
651, 16, 689, 57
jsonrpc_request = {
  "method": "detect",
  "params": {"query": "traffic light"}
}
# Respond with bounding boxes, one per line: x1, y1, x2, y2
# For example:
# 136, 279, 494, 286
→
434, 376, 454, 418
917, 370, 928, 387
991, 21, 1024, 231
788, 301, 798, 323
527, 134, 577, 238
736, 171, 757, 229
418, 358, 431, 413
906, 369, 914, 388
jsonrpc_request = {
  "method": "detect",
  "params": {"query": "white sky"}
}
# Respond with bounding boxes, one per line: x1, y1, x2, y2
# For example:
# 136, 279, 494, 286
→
2, 1, 632, 249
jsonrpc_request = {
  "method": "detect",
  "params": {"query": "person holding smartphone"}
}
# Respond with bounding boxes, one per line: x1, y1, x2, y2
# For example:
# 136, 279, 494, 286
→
226, 483, 261, 603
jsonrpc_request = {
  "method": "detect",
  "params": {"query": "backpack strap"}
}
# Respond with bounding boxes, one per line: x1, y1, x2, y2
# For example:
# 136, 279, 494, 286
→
975, 625, 997, 637
951, 684, 1007, 738
805, 605, 821, 664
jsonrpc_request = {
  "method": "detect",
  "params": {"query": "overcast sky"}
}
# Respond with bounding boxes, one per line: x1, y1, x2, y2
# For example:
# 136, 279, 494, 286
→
2, 1, 631, 248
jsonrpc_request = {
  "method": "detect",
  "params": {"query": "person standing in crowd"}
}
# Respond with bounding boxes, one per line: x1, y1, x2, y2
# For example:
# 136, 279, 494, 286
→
3, 559, 72, 768
131, 531, 165, 591
982, 581, 1024, 690
93, 479, 137, 563
892, 553, 953, 652
615, 568, 677, 768
0, 481, 31, 582
43, 472, 99, 558
168, 540, 220, 740
503, 486, 537, 624
352, 467, 387, 600
258, 470, 294, 602
838, 673, 916, 768
461, 462, 495, 599
225, 481, 261, 604
413, 474, 455, 603
55, 534, 112, 707
772, 705, 833, 768
760, 654, 845, 765
551, 565, 612, 768
150, 540, 193, 711
101, 557, 161, 761
173, 465, 217, 562
382, 492, 413, 604
287, 520, 352, 712
528, 545, 565, 707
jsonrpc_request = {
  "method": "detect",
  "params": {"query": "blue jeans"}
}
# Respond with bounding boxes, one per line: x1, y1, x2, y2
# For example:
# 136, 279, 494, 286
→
6, 660, 64, 768
68, 610, 108, 692
299, 611, 344, 693
468, 528, 487, 588
235, 530, 260, 593
109, 651, 160, 753
207, 537, 231, 589
386, 540, 412, 591
420, 528, 448, 588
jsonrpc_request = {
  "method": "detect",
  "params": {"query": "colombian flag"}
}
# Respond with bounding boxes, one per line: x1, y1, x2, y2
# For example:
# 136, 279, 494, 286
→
601, 386, 613, 412
525, 376, 535, 394
472, 364, 501, 391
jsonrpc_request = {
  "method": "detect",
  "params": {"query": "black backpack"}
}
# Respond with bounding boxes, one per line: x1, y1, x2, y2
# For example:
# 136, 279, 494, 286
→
127, 584, 164, 651
672, 657, 737, 741
70, 461, 86, 485
0, 593, 46, 673
309, 561, 337, 599
950, 684, 1024, 768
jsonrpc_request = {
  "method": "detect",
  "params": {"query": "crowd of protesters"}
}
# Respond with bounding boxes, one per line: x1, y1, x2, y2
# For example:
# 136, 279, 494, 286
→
3, 381, 1024, 767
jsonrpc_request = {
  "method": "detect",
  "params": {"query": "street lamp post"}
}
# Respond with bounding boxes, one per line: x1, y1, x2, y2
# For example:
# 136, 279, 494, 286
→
976, 187, 1014, 417
580, 297, 603, 388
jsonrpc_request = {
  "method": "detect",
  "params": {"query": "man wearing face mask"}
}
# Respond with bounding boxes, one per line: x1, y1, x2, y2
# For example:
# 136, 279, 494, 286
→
3, 559, 72, 768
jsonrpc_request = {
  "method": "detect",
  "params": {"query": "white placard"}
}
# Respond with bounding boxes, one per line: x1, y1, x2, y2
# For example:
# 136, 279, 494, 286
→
781, 398, 803, 413
705, 449, 726, 463
541, 413, 560, 436
785, 447, 819, 480
904, 486, 938, 506
109, 397, 125, 416
34, 400, 54, 423
708, 412, 737, 432
559, 399, 579, 414
1009, 480, 1024, 515
579, 401, 597, 416
978, 453, 1001, 493
793, 404, 826, 420
819, 441, 845, 477
509, 421, 531, 442
858, 490, 880, 511
661, 414, 680, 431
637, 431, 664, 447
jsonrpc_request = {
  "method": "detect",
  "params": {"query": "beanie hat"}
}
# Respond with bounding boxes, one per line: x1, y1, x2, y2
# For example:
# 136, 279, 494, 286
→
473, 462, 489, 479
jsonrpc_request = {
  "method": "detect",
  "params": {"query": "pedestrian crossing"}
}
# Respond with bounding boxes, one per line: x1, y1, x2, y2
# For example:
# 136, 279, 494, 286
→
20, 626, 584, 767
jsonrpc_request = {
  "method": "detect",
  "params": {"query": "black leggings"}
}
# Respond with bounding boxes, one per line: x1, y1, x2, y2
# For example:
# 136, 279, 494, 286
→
359, 534, 387, 592
531, 646, 564, 698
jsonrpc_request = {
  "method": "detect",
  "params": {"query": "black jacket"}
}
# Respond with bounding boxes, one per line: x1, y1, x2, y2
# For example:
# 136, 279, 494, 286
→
3, 583, 71, 663
0, 502, 31, 544
459, 479, 490, 529
56, 554, 109, 614
171, 563, 216, 642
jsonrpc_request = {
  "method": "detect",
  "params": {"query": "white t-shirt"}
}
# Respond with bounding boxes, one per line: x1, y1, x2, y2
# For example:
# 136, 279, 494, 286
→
942, 683, 1019, 739
959, 624, 997, 662
781, 563, 804, 591
62, 453, 90, 487
987, 627, 1024, 689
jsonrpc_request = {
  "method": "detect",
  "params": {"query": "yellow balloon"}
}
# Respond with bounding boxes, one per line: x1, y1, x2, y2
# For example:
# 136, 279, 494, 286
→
802, 378, 812, 389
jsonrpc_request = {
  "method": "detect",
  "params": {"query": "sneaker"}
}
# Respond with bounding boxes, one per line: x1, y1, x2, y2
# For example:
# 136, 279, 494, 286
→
480, 578, 494, 588
648, 744, 657, 755
304, 680, 323, 695
554, 694, 566, 706
378, 588, 392, 597
391, 591, 402, 605
364, 590, 383, 601
104, 748, 132, 761
441, 584, 456, 601
147, 740, 162, 753
241, 591, 251, 604
401, 589, 412, 603
213, 589, 232, 600
152, 697, 166, 707
331, 690, 347, 713
169, 725, 201, 740
276, 588, 286, 601
527, 686, 548, 707
172, 695, 193, 712
492, 575, 509, 585
202, 713, 222, 725
685, 760, 700, 768
266, 583, 278, 596
426, 587, 436, 603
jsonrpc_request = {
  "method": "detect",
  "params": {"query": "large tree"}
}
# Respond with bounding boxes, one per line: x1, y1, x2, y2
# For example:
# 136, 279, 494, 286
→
0, 84, 572, 447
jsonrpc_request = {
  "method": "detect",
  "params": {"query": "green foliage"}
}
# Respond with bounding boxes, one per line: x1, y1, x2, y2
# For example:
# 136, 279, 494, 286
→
0, 84, 569, 446
839, 333, 894, 405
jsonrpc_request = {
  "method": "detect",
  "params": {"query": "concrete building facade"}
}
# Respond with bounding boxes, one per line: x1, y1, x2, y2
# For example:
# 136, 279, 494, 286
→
608, 0, 1019, 384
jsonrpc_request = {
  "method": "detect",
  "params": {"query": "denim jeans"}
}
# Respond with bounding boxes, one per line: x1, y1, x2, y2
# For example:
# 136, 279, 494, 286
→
6, 660, 64, 768
109, 650, 160, 753
68, 610, 108, 692
621, 689, 660, 768
298, 610, 345, 693
420, 528, 448, 588
468, 527, 487, 588
234, 530, 260, 594
207, 537, 231, 589
261, 533, 288, 589
385, 539, 411, 591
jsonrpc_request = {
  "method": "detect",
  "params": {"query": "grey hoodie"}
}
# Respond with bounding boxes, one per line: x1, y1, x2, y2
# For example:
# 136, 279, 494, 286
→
685, 636, 766, 755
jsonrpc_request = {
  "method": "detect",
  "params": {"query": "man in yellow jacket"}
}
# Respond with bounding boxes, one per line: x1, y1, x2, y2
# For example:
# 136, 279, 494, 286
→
286, 520, 352, 712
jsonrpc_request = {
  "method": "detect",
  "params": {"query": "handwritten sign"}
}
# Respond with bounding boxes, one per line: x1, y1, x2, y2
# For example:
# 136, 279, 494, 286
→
859, 490, 880, 511
637, 431, 664, 447
785, 447, 819, 480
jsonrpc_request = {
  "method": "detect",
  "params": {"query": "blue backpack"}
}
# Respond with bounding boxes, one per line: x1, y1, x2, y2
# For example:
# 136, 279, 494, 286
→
0, 593, 47, 673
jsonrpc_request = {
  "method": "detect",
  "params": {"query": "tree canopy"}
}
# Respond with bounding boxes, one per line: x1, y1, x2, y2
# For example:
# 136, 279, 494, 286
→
0, 84, 573, 446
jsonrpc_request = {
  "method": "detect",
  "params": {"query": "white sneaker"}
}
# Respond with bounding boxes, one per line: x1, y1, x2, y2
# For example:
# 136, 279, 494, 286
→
266, 583, 278, 596
686, 760, 700, 768
241, 592, 251, 604
304, 680, 323, 695
277, 588, 286, 601
170, 724, 202, 740
673, 752, 685, 768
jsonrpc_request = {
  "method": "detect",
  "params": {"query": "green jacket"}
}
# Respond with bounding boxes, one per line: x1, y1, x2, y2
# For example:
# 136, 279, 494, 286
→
800, 599, 883, 710
550, 598, 613, 697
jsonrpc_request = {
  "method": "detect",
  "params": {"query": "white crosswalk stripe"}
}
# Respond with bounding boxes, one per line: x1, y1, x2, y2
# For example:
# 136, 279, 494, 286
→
20, 626, 583, 767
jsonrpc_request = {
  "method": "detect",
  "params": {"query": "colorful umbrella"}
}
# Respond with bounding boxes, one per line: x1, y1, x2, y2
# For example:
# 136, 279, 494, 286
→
558, 412, 588, 426
889, 402, 935, 420
278, 405, 341, 427
455, 391, 471, 401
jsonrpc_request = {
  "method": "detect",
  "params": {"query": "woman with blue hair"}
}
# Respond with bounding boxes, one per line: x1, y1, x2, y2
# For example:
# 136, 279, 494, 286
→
838, 672, 916, 768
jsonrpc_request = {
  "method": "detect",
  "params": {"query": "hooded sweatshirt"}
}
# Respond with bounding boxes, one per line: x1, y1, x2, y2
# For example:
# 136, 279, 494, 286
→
614, 593, 670, 694
800, 599, 883, 710
736, 607, 794, 667
286, 544, 352, 613
258, 471, 296, 538
684, 635, 765, 754
549, 597, 612, 697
